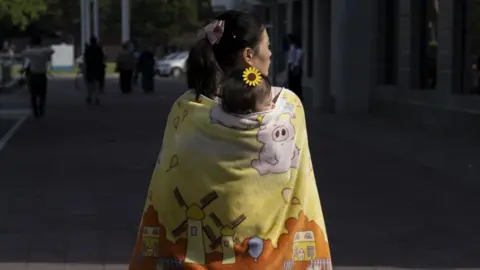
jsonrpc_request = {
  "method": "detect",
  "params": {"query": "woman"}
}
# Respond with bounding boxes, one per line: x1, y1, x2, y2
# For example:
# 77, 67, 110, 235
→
129, 11, 331, 270
83, 36, 104, 104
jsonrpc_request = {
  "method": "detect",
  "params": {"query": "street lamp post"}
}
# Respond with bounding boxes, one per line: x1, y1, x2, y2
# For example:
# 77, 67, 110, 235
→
85, 0, 91, 41
93, 0, 100, 39
121, 0, 130, 42
80, 0, 86, 48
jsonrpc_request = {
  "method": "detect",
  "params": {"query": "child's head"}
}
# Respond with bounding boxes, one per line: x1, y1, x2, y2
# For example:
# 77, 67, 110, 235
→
221, 66, 272, 114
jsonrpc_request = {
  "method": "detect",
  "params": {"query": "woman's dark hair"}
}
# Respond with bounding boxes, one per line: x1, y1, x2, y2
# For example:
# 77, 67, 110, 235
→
220, 68, 271, 114
187, 10, 265, 100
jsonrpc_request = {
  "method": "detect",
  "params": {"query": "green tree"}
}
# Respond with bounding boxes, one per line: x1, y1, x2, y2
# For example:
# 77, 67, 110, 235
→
0, 0, 48, 29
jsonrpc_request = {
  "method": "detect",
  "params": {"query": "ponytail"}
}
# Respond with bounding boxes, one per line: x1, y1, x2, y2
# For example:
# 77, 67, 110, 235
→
186, 38, 222, 100
187, 11, 266, 100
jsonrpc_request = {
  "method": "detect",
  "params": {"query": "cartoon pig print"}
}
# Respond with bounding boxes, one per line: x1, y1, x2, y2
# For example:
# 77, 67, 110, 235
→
251, 114, 300, 175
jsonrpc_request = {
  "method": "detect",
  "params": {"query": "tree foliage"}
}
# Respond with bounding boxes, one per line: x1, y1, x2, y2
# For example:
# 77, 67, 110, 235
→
1, 0, 214, 44
0, 0, 48, 29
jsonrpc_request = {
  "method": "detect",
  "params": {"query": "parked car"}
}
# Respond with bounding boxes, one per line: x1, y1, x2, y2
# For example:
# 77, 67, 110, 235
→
155, 51, 188, 78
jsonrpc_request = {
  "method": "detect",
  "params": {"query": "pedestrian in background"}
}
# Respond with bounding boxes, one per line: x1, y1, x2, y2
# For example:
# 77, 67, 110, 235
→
116, 42, 136, 94
137, 46, 156, 93
21, 35, 54, 118
83, 36, 105, 105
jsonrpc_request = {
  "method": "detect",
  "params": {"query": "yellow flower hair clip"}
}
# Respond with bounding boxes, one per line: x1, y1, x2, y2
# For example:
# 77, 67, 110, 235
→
242, 66, 262, 87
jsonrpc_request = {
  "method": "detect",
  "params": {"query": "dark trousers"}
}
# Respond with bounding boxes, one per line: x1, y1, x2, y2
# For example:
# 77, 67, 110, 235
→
99, 68, 105, 92
119, 69, 133, 93
141, 72, 154, 93
28, 73, 47, 117
288, 67, 303, 100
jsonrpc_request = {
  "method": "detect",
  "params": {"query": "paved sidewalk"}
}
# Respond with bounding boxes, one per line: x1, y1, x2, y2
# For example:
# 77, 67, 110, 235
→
0, 78, 180, 269
0, 79, 478, 269
308, 113, 480, 269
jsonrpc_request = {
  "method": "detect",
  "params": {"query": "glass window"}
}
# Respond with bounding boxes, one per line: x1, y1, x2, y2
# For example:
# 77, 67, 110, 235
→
377, 0, 398, 85
306, 0, 314, 77
307, 245, 314, 257
456, 0, 480, 95
292, 0, 302, 40
278, 3, 287, 73
417, 0, 438, 89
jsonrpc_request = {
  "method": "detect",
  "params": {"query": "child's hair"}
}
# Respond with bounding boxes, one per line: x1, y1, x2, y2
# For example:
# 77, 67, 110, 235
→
220, 67, 272, 114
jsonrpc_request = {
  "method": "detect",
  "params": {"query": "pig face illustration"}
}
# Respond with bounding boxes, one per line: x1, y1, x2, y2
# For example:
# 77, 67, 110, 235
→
252, 114, 300, 175
272, 125, 290, 142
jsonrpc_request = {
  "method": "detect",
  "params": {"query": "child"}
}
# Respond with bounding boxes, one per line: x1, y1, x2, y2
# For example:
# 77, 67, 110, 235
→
220, 66, 274, 114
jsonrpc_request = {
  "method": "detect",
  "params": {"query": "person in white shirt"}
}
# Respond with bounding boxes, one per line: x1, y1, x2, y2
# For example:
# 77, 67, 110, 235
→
21, 35, 54, 118
287, 34, 303, 100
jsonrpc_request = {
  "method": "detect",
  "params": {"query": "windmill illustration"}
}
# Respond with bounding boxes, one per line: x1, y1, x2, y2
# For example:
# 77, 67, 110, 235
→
203, 212, 246, 264
172, 187, 218, 265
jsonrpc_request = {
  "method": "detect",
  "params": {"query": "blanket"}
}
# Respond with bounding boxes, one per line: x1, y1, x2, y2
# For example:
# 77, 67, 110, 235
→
129, 88, 332, 270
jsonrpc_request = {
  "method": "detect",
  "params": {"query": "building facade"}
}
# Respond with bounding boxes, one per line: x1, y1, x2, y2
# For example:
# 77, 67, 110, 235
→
212, 0, 262, 12
273, 0, 480, 131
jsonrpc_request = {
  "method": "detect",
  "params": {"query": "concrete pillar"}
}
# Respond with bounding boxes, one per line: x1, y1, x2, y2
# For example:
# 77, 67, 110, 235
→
286, 1, 293, 34
463, 0, 474, 94
93, 0, 100, 39
409, 0, 422, 88
291, 0, 302, 38
330, 0, 375, 113
312, 0, 331, 111
121, 0, 130, 42
437, 0, 455, 98
376, 0, 386, 84
80, 0, 86, 49
301, 0, 309, 77
397, 0, 412, 88
271, 0, 279, 85
85, 0, 91, 41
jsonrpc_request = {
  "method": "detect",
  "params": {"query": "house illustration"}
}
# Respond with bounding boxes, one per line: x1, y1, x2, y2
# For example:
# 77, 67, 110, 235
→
142, 226, 160, 257
293, 231, 316, 262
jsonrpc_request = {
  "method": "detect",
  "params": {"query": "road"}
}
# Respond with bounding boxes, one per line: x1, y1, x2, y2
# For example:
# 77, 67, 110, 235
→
0, 78, 479, 270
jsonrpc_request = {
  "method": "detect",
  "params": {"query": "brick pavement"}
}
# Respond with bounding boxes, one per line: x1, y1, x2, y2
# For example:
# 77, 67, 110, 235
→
0, 79, 478, 269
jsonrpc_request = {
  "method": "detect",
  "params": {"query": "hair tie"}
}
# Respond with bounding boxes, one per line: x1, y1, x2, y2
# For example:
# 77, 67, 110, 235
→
198, 20, 225, 45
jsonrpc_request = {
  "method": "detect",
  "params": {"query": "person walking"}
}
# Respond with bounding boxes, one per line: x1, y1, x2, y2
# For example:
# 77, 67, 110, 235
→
129, 11, 332, 270
137, 46, 156, 93
83, 36, 105, 105
116, 43, 136, 94
21, 35, 54, 118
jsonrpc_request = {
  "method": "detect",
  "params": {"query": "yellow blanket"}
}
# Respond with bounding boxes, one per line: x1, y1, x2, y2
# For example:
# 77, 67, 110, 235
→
129, 88, 332, 270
